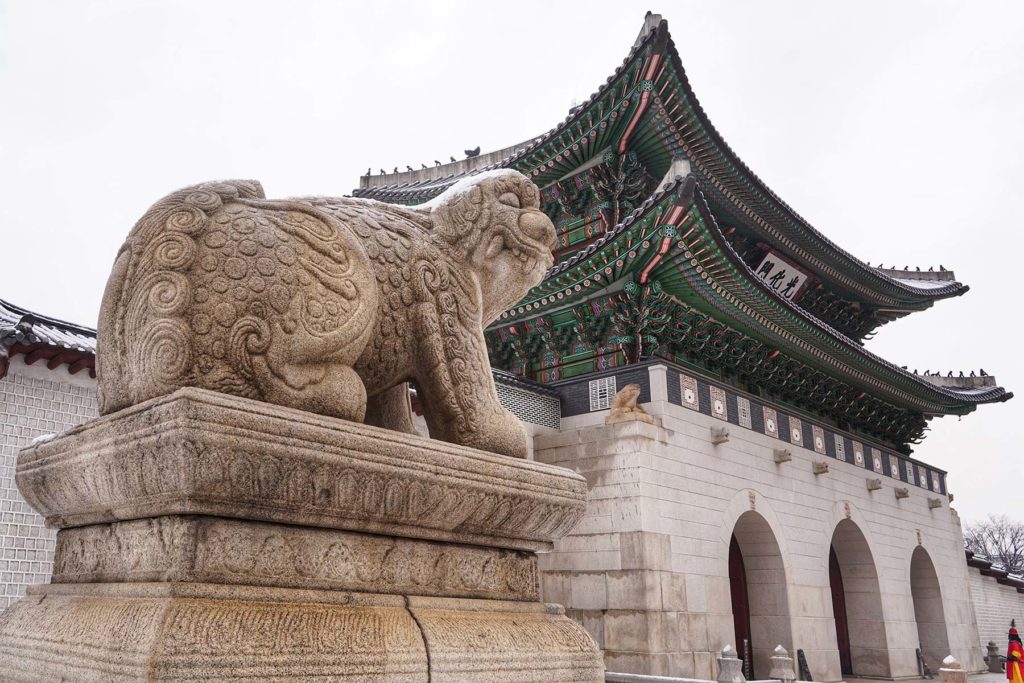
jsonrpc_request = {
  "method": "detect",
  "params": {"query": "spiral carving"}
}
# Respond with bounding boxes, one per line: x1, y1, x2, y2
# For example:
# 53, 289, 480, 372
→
150, 232, 196, 271
201, 183, 241, 201
184, 190, 223, 212
229, 316, 272, 378
134, 319, 192, 384
165, 207, 208, 235
143, 272, 190, 316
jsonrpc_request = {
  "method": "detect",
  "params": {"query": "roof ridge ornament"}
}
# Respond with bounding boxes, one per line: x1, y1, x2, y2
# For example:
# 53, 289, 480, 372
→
633, 12, 663, 49
656, 157, 693, 193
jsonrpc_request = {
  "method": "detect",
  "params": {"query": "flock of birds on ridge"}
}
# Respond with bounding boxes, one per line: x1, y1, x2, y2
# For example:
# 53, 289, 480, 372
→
914, 369, 987, 378
873, 263, 947, 272
366, 147, 482, 177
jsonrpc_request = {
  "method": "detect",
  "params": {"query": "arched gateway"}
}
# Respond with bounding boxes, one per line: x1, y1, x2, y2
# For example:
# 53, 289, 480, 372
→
729, 511, 793, 678
910, 546, 950, 673
829, 519, 889, 677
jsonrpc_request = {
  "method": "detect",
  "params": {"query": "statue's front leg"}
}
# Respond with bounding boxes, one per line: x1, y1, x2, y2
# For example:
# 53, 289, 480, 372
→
412, 303, 528, 458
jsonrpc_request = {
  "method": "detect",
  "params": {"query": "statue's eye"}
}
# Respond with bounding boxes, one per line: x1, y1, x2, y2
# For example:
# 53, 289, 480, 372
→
498, 192, 521, 209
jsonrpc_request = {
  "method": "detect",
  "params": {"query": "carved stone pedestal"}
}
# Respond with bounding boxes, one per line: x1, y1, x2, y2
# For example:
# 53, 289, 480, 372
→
0, 389, 603, 681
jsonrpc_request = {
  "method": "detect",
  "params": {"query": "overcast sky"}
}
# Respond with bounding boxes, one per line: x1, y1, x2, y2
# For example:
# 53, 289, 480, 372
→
2, 0, 1021, 524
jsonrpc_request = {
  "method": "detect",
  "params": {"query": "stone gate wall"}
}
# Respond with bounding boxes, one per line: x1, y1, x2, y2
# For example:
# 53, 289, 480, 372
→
968, 565, 1024, 650
535, 363, 982, 681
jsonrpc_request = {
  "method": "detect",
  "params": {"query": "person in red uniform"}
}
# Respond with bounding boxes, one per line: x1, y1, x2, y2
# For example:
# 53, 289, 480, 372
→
1008, 620, 1024, 683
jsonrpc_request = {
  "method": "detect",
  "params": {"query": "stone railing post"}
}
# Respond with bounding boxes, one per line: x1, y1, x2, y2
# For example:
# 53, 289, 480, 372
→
938, 655, 966, 683
988, 641, 1004, 673
718, 644, 747, 683
769, 645, 796, 683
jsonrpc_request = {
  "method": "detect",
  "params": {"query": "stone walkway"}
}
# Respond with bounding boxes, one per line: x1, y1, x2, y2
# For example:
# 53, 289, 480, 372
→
842, 674, 1001, 683
968, 673, 1005, 683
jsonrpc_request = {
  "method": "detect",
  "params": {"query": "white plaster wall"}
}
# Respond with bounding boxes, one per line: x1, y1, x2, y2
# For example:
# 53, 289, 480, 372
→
968, 566, 1024, 650
536, 366, 983, 681
0, 355, 97, 607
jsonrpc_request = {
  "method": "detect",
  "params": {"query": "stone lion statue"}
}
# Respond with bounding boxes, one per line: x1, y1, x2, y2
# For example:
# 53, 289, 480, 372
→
96, 170, 556, 458
605, 384, 654, 425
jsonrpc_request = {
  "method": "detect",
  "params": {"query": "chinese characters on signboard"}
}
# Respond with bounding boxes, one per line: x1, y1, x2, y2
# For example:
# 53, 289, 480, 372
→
753, 251, 810, 300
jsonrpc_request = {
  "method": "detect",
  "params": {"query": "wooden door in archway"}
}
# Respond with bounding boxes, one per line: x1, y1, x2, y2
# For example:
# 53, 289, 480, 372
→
829, 547, 853, 675
729, 535, 753, 676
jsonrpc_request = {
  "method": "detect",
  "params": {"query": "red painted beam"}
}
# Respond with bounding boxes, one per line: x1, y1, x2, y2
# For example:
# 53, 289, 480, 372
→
23, 348, 50, 365
617, 54, 662, 154
68, 357, 90, 375
47, 351, 71, 370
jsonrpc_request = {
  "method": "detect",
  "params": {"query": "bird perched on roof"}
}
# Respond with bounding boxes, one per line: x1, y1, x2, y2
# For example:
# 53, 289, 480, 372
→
959, 371, 964, 377
450, 156, 457, 163
903, 265, 909, 270
928, 266, 934, 271
421, 164, 427, 170
406, 165, 414, 172
434, 160, 441, 166
465, 146, 481, 158
981, 368, 988, 376
365, 167, 371, 177
379, 168, 386, 175
916, 266, 920, 271
947, 371, 953, 377
393, 167, 398, 174
940, 264, 946, 270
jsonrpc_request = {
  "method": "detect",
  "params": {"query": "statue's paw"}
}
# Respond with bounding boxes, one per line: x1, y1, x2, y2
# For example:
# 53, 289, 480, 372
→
468, 408, 529, 459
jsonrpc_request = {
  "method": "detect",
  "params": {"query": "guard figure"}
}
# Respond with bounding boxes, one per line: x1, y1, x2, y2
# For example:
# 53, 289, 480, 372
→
1008, 620, 1024, 683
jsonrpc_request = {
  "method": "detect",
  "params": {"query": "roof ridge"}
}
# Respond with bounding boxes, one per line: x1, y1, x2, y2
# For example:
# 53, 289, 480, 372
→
655, 25, 968, 303
353, 19, 663, 201
0, 297, 97, 336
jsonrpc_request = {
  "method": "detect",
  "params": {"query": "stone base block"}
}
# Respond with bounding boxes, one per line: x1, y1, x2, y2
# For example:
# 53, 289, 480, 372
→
0, 583, 604, 682
3, 389, 602, 680
53, 515, 539, 601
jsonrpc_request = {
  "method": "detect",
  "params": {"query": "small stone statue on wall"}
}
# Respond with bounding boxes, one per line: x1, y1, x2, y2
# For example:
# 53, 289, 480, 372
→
96, 170, 556, 458
605, 383, 655, 425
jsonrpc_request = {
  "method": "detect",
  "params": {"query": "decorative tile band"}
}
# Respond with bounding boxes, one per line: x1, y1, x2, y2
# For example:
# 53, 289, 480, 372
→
671, 369, 945, 495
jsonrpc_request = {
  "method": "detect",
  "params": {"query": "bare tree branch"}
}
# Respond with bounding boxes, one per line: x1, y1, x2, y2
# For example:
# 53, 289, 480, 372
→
966, 514, 1024, 573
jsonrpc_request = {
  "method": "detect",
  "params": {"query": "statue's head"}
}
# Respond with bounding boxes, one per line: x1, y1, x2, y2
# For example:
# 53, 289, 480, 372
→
618, 383, 642, 405
425, 170, 556, 323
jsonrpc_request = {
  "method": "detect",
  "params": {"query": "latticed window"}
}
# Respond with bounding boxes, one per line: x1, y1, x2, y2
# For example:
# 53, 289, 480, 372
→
588, 376, 617, 411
